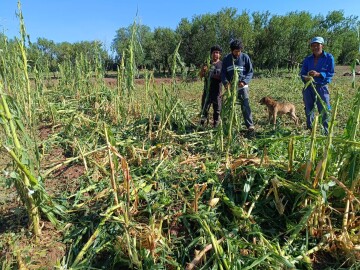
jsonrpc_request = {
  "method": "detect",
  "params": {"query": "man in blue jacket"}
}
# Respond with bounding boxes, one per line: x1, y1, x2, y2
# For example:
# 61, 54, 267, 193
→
221, 38, 255, 131
300, 36, 335, 135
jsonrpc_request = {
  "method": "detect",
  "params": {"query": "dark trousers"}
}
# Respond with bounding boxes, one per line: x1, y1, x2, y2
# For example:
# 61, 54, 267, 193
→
237, 87, 254, 128
303, 85, 330, 134
201, 91, 222, 125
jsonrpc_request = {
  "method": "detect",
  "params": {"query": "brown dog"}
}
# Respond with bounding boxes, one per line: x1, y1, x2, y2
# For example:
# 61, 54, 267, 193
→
259, 96, 299, 126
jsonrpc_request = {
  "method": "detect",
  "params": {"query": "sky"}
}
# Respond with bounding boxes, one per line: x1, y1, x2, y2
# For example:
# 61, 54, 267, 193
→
1, 0, 359, 51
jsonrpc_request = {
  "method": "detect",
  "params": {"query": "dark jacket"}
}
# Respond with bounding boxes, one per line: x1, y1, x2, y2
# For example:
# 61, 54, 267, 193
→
221, 52, 253, 86
204, 61, 223, 97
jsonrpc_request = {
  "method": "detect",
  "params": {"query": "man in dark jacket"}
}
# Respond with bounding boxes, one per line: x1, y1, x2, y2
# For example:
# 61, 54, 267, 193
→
221, 38, 255, 131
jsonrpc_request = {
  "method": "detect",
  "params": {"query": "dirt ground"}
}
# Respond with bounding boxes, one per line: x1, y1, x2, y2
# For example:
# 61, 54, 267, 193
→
103, 76, 187, 87
0, 125, 81, 269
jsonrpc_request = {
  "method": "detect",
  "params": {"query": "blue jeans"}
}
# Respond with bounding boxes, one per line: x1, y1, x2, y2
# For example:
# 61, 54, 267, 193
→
303, 85, 331, 134
237, 87, 254, 128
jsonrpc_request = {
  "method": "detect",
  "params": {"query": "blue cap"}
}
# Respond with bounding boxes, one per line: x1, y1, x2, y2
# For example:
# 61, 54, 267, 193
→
310, 37, 324, 44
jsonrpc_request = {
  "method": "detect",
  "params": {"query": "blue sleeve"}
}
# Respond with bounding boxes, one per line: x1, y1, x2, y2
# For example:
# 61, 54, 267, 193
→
320, 53, 335, 84
300, 57, 310, 83
242, 55, 253, 85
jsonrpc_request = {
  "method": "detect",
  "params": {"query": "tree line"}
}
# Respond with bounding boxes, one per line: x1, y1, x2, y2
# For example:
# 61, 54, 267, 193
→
1, 8, 359, 75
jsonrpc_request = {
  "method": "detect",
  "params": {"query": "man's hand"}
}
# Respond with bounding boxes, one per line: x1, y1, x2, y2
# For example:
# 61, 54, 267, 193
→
199, 65, 208, 79
308, 70, 320, 77
238, 81, 246, 88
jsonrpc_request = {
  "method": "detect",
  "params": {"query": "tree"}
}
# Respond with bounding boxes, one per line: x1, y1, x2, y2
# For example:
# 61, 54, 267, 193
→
318, 11, 348, 61
112, 26, 130, 59
252, 11, 271, 69
189, 13, 218, 66
176, 18, 194, 68
215, 8, 238, 51
112, 23, 153, 69
285, 12, 315, 70
27, 38, 57, 73
260, 15, 289, 70
152, 27, 179, 75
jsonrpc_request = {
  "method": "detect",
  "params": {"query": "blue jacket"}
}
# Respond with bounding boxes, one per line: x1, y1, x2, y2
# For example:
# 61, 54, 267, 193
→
221, 52, 253, 86
300, 51, 335, 86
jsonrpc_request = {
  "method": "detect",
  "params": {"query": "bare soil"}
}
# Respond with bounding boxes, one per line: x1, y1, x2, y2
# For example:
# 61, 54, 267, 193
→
0, 125, 84, 269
